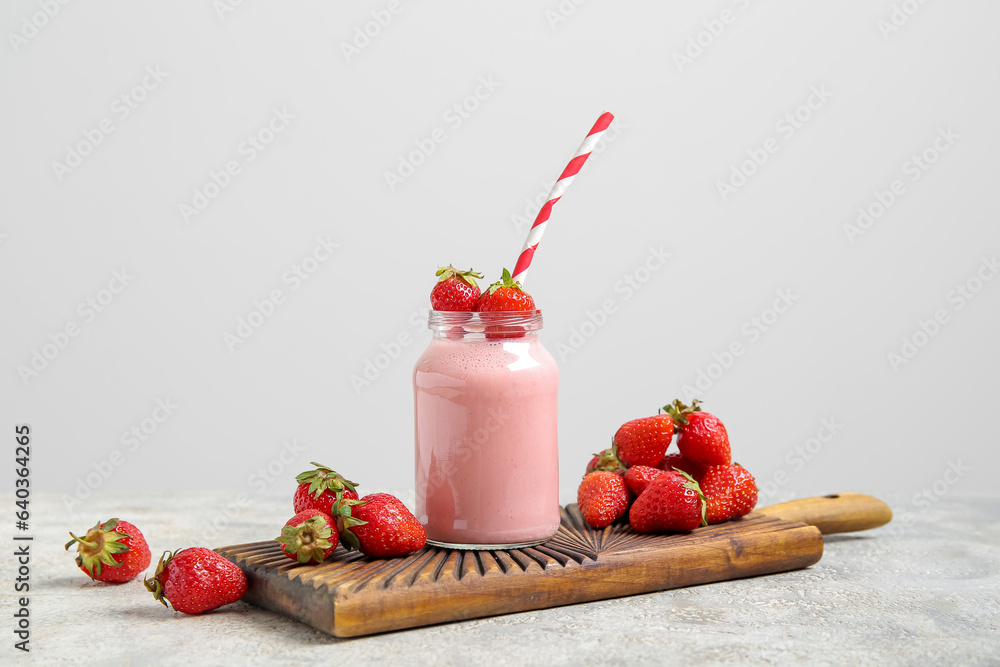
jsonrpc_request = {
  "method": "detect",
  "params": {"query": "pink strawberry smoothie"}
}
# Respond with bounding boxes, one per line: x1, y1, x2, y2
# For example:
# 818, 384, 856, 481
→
414, 323, 560, 548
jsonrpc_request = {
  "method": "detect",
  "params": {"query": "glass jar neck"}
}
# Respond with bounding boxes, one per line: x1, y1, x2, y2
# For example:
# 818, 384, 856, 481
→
427, 310, 544, 339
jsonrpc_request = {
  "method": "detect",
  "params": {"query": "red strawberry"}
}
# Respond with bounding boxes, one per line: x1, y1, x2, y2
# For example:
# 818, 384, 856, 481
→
577, 471, 630, 528
585, 447, 626, 477
335, 493, 426, 558
65, 518, 151, 583
623, 465, 667, 496
430, 265, 484, 311
613, 414, 674, 467
474, 268, 536, 312
628, 470, 706, 533
656, 452, 710, 481
145, 547, 247, 614
276, 509, 339, 564
293, 462, 359, 516
700, 463, 758, 524
665, 399, 731, 466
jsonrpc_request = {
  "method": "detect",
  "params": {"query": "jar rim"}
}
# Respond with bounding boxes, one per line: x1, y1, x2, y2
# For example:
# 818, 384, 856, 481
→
427, 309, 543, 333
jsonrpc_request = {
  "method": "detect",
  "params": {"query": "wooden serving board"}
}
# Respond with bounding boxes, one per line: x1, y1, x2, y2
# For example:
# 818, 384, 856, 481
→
217, 493, 891, 638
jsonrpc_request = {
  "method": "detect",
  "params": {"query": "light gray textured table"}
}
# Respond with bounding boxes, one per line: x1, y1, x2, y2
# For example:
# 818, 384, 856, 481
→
6, 492, 998, 665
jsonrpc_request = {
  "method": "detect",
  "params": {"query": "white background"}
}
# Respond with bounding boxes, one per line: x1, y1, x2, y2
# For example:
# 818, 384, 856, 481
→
3, 1, 998, 513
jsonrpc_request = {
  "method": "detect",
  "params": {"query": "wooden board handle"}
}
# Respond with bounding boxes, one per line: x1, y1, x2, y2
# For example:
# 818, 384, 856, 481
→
755, 493, 892, 535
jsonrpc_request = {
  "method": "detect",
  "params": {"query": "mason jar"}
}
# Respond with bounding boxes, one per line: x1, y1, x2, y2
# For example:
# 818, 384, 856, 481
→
413, 310, 560, 549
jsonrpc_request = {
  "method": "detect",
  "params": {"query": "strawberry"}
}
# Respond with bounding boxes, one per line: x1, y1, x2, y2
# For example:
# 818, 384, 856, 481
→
431, 265, 484, 311
145, 547, 247, 614
623, 465, 667, 497
656, 452, 710, 481
293, 462, 359, 516
628, 470, 706, 533
65, 518, 151, 583
276, 509, 339, 564
335, 493, 426, 558
474, 268, 536, 312
700, 463, 758, 524
577, 471, 630, 528
613, 414, 674, 467
585, 447, 626, 477
665, 399, 731, 466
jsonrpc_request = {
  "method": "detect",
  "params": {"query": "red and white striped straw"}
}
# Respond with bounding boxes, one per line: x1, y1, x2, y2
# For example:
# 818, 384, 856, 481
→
511, 111, 615, 285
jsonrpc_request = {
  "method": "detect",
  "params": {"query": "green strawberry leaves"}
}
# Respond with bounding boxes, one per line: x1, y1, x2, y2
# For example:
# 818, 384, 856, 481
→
275, 515, 335, 564
486, 268, 525, 295
65, 518, 131, 578
331, 498, 370, 552
436, 265, 483, 287
663, 398, 703, 427
295, 462, 358, 502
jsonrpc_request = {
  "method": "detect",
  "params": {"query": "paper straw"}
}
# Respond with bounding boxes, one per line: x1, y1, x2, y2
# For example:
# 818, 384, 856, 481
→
511, 111, 614, 285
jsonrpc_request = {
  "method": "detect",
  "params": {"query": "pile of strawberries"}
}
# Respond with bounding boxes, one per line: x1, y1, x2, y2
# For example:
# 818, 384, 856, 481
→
431, 266, 535, 312
64, 464, 426, 615
278, 462, 426, 562
578, 399, 759, 532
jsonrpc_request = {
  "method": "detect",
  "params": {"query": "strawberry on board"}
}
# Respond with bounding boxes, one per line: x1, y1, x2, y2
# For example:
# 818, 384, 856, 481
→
65, 518, 151, 583
656, 452, 710, 481
335, 493, 427, 558
665, 399, 731, 466
293, 462, 359, 516
623, 465, 667, 497
700, 463, 758, 524
585, 447, 626, 477
145, 547, 248, 614
430, 265, 484, 311
474, 268, 536, 312
613, 413, 674, 467
628, 470, 706, 533
276, 509, 339, 564
578, 470, 630, 528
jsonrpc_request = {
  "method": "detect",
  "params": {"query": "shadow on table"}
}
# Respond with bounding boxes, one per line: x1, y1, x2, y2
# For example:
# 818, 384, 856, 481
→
823, 534, 869, 544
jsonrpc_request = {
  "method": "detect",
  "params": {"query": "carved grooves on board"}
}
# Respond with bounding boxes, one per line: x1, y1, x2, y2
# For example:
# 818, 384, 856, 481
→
218, 507, 798, 594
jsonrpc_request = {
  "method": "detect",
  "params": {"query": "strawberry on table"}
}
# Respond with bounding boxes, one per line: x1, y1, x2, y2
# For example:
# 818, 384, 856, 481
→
578, 470, 630, 528
656, 452, 710, 481
700, 463, 758, 524
585, 447, 626, 477
613, 413, 674, 467
474, 268, 536, 312
665, 399, 731, 466
145, 547, 247, 614
293, 462, 359, 516
276, 509, 339, 564
335, 493, 426, 558
431, 265, 484, 311
623, 465, 667, 497
65, 518, 151, 583
629, 470, 706, 533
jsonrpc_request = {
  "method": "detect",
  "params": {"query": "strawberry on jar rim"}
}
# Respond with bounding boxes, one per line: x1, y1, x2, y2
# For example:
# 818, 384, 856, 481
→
474, 268, 536, 312
430, 265, 484, 311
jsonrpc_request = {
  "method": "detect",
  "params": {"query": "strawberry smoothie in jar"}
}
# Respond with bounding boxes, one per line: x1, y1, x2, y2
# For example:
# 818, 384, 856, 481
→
413, 310, 560, 549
